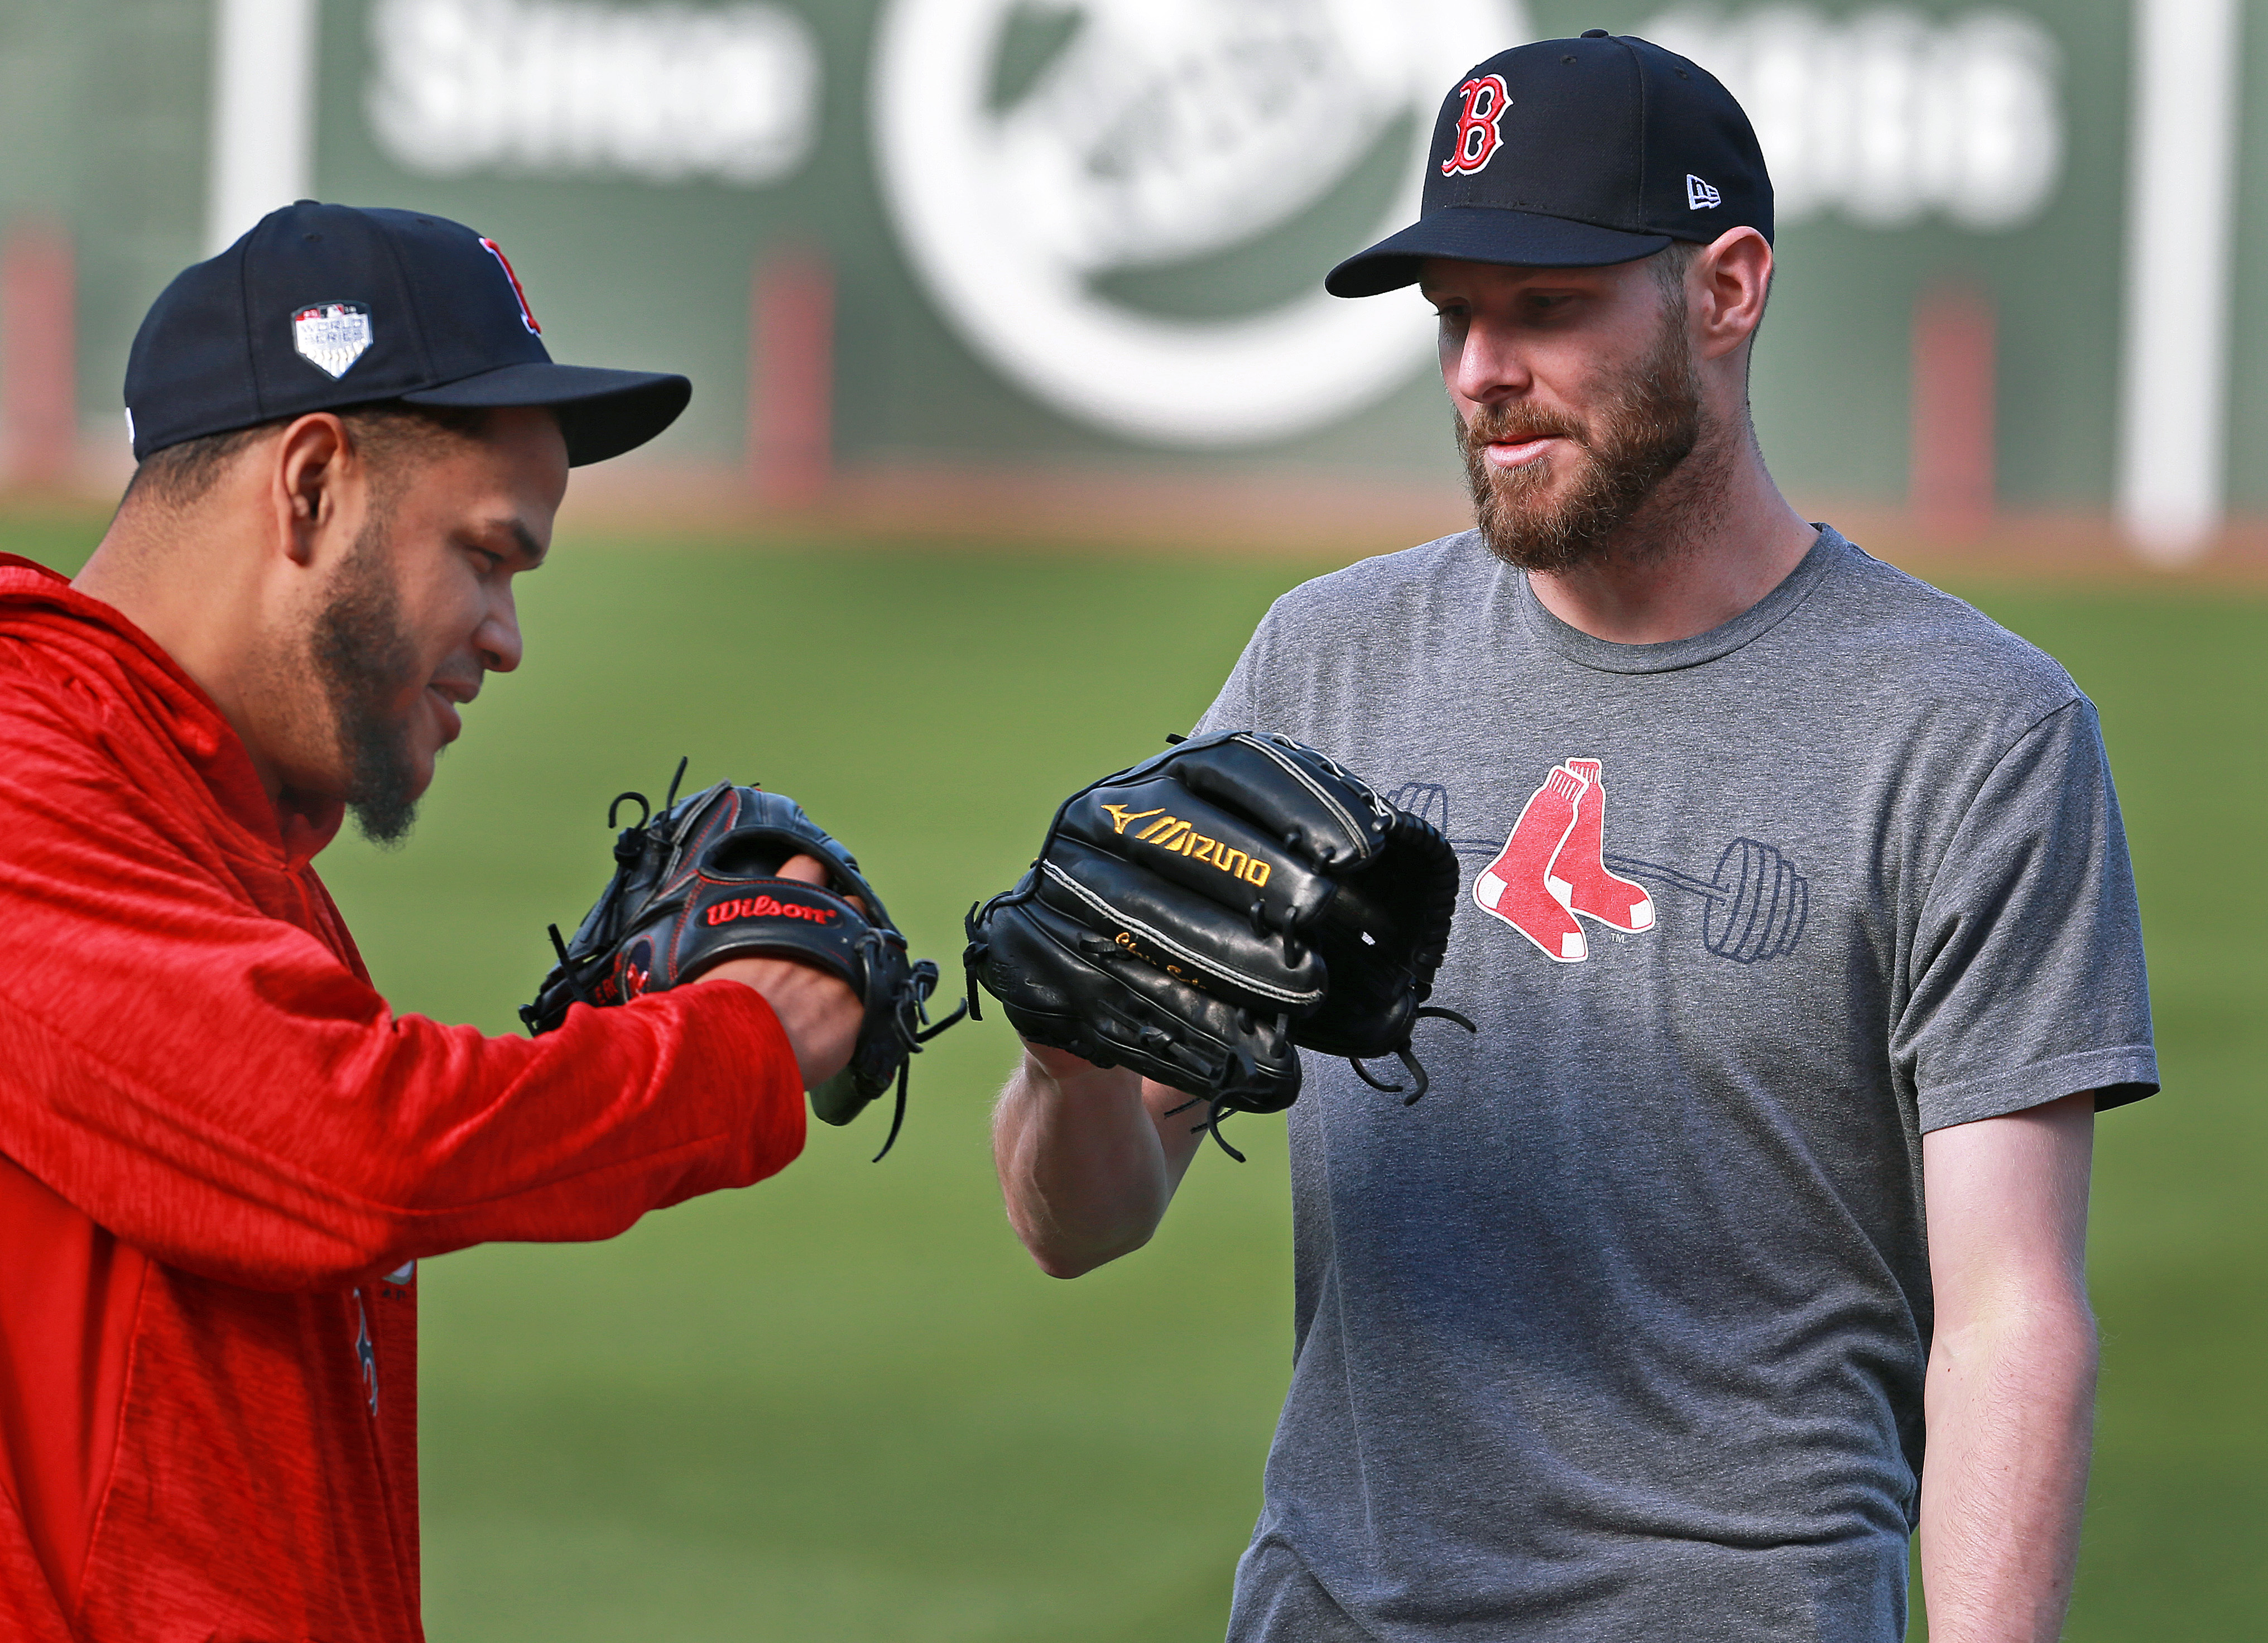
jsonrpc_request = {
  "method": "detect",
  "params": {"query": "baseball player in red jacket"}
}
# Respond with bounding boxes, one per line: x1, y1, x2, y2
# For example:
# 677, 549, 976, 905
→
0, 204, 861, 1641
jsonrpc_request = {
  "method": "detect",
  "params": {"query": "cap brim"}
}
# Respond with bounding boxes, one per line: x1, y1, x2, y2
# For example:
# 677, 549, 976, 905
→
1327, 208, 1673, 297
402, 362, 691, 465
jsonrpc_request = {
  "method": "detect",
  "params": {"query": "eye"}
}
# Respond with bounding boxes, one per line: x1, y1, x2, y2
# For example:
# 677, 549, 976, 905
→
468, 546, 504, 574
1520, 291, 1586, 323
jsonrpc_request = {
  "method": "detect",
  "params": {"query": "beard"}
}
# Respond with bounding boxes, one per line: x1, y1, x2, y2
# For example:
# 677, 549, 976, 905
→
1460, 296, 1709, 574
312, 510, 425, 846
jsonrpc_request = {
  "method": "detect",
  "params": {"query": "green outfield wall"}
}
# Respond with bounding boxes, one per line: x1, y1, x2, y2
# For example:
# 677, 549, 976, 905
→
3, 0, 2264, 554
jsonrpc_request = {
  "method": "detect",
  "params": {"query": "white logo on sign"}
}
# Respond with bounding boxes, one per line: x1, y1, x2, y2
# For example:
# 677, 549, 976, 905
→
292, 302, 374, 378
1686, 173, 1722, 209
873, 0, 1529, 448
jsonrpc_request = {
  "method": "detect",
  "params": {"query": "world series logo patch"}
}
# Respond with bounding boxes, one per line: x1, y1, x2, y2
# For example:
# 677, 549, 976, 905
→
291, 301, 374, 378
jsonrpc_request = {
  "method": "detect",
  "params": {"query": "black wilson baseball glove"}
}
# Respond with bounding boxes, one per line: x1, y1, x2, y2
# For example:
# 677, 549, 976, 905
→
963, 732, 1472, 1158
523, 762, 964, 1160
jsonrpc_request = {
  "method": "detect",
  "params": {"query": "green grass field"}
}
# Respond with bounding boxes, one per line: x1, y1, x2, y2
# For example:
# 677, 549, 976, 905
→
12, 515, 2262, 1639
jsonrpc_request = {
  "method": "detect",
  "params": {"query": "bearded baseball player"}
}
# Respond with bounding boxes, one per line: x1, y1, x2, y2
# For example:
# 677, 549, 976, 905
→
0, 203, 948, 1640
987, 33, 2156, 1642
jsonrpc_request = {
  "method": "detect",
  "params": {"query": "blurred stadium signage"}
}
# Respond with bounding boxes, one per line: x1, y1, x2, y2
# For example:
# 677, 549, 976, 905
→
872, 0, 1525, 446
2, 0, 2257, 558
365, 0, 821, 185
1646, 6, 2064, 230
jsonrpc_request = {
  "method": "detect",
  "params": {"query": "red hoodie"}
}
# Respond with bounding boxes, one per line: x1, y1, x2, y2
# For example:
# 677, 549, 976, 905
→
0, 558, 806, 1641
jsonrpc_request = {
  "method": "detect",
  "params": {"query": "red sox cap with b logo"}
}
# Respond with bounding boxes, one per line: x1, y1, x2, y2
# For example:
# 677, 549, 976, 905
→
1327, 30, 1772, 297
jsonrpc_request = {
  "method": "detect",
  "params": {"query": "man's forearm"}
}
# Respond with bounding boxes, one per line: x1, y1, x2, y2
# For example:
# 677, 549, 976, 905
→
993, 1051, 1185, 1277
1917, 1301, 2098, 1641
1918, 1089, 2098, 1641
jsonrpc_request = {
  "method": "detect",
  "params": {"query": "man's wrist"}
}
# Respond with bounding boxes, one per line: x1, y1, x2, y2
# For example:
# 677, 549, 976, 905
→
1020, 1041, 1125, 1098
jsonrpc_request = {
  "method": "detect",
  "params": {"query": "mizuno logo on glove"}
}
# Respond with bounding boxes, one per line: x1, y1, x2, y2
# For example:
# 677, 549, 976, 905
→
1104, 804, 1275, 887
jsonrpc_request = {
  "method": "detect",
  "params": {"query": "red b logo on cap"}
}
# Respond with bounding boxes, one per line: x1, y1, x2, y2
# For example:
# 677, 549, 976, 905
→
479, 237, 542, 335
1441, 75, 1511, 176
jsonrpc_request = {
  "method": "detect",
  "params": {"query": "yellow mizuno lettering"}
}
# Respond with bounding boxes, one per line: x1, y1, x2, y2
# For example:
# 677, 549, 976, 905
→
1246, 859, 1272, 887
1136, 814, 1183, 843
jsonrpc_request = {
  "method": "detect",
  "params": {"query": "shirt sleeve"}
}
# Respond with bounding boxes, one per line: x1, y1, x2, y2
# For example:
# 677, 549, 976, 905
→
1895, 696, 2158, 1131
0, 691, 807, 1292
1191, 607, 1275, 738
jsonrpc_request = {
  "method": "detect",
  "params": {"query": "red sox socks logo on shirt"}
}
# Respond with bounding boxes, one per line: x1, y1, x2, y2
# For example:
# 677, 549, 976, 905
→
1473, 758, 1656, 962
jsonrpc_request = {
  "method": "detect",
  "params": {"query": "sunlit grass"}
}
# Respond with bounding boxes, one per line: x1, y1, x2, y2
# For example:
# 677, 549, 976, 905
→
15, 513, 2257, 1640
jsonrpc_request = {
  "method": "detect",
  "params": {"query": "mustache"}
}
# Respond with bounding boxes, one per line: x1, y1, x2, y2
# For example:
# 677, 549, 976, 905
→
1461, 402, 1589, 454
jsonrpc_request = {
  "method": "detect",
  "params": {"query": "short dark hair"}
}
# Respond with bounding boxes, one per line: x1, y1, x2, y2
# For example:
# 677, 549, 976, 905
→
1650, 239, 1704, 300
122, 401, 493, 512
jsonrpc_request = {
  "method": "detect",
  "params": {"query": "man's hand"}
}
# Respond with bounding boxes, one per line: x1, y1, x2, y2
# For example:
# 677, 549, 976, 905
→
992, 1044, 1210, 1277
704, 854, 862, 1088
1918, 1090, 2098, 1642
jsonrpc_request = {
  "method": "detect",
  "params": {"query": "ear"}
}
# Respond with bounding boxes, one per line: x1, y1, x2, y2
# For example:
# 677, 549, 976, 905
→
271, 414, 362, 569
1689, 227, 1772, 364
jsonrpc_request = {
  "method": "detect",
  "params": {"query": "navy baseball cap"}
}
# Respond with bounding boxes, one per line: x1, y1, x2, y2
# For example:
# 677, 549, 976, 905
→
124, 202, 690, 465
1327, 31, 1772, 297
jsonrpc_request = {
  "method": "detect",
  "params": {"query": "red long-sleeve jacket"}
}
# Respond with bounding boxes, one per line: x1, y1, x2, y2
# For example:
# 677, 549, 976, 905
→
0, 558, 807, 1640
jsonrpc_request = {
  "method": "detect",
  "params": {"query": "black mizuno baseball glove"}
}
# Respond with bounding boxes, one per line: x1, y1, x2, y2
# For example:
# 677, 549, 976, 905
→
963, 732, 1472, 1157
523, 763, 964, 1159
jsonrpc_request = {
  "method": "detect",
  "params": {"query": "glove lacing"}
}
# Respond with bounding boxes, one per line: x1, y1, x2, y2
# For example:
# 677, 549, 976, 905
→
867, 943, 967, 1162
1165, 1003, 1478, 1160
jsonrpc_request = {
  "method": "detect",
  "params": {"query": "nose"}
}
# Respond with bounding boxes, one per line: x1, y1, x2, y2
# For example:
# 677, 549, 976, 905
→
1443, 310, 1531, 408
476, 582, 523, 674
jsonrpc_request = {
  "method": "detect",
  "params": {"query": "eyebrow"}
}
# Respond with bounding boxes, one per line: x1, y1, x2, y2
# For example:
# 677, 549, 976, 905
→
489, 517, 548, 569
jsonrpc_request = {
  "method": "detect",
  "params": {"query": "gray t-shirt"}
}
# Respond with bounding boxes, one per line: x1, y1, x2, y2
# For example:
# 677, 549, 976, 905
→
1194, 527, 2156, 1643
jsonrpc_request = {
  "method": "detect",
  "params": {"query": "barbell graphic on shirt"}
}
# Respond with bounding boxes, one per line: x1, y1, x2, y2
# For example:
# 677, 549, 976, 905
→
1385, 775, 1808, 966
1597, 838, 1809, 963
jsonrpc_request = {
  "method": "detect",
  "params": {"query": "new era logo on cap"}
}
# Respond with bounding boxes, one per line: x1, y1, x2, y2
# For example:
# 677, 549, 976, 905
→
1687, 174, 1723, 210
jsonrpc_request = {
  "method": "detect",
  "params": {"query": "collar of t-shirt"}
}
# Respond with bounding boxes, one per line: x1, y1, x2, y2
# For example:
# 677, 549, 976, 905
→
1513, 524, 1848, 675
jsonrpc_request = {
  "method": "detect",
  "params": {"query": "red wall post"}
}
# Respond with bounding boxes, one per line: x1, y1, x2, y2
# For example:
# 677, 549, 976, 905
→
2, 219, 79, 491
1909, 283, 1996, 540
748, 249, 834, 509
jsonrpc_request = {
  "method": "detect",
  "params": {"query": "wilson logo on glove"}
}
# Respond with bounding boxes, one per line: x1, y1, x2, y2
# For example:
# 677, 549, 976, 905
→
704, 895, 838, 927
